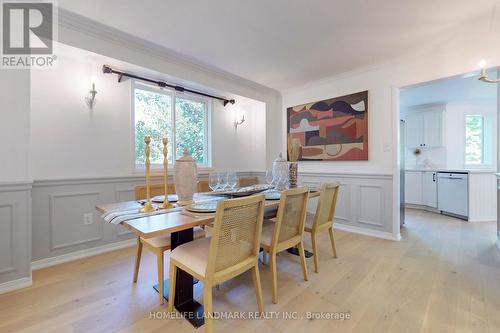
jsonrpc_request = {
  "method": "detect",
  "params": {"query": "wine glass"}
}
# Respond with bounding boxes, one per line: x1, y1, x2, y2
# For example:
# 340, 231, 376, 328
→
265, 170, 273, 186
218, 172, 228, 191
208, 172, 219, 192
227, 172, 238, 190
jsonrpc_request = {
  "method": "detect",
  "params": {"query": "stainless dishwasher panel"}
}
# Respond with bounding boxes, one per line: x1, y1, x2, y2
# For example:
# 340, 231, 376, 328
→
437, 172, 468, 219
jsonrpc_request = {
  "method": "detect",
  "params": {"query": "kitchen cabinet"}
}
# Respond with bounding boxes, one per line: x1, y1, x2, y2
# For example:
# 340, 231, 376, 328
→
405, 171, 422, 205
405, 109, 444, 149
422, 171, 437, 208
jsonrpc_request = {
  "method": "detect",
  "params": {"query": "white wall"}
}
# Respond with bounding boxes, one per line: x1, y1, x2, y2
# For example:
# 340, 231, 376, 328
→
0, 70, 31, 182
58, 10, 282, 170
30, 44, 266, 180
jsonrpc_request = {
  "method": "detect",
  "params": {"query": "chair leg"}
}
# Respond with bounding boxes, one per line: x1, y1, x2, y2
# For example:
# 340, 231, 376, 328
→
168, 263, 177, 312
328, 228, 338, 258
203, 285, 214, 333
270, 252, 278, 304
298, 241, 309, 281
157, 251, 164, 305
311, 233, 319, 273
133, 237, 142, 283
251, 263, 264, 313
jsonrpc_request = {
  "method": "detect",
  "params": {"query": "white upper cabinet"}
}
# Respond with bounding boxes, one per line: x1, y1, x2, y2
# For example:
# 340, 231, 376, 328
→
405, 108, 444, 149
422, 110, 443, 148
406, 113, 423, 149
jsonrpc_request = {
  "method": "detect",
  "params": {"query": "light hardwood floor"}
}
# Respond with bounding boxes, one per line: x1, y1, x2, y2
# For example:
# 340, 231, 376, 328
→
1, 209, 499, 333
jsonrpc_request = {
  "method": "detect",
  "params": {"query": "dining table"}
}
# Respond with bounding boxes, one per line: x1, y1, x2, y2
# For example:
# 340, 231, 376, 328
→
96, 190, 319, 328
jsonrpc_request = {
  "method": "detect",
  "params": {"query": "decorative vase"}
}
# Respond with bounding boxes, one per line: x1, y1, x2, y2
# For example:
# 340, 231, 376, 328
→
288, 162, 298, 188
174, 148, 198, 206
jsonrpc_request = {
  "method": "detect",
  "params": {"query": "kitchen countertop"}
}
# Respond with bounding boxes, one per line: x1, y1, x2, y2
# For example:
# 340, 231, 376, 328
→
405, 167, 497, 174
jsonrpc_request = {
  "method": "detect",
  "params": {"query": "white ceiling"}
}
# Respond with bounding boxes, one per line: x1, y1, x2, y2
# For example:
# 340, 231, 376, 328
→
59, 0, 498, 91
400, 69, 498, 110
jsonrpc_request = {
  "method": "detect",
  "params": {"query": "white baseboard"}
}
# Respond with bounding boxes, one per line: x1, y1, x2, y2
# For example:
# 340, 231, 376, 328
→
0, 276, 32, 294
334, 223, 401, 241
405, 203, 440, 213
32, 238, 136, 271
468, 217, 497, 223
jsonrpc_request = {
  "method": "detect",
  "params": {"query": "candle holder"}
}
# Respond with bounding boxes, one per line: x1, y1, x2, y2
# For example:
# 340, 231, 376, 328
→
161, 137, 173, 209
140, 136, 155, 213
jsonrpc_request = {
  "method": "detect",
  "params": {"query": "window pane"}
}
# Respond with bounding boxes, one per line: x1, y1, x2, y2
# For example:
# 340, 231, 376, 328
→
465, 115, 483, 164
175, 97, 207, 164
134, 88, 173, 165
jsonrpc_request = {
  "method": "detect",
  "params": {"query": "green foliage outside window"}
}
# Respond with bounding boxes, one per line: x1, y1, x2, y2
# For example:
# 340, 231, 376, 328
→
134, 86, 208, 166
465, 115, 483, 165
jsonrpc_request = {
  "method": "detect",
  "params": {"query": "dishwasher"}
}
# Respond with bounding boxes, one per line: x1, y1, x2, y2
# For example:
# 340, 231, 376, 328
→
437, 172, 468, 220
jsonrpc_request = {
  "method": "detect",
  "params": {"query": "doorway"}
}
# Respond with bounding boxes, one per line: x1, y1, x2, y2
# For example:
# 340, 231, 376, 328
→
398, 68, 498, 227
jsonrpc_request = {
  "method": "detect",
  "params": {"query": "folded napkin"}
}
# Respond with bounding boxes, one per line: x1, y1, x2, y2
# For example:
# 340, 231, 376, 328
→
102, 206, 183, 225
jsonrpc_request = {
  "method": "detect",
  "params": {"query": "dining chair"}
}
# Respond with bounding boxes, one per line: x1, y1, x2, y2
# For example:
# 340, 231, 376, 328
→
133, 184, 205, 305
260, 187, 309, 304
197, 180, 211, 192
238, 176, 259, 187
304, 183, 340, 273
168, 194, 265, 333
134, 183, 175, 200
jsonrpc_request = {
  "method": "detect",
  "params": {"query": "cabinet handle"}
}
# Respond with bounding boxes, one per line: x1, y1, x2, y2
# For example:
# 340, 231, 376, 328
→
432, 173, 436, 182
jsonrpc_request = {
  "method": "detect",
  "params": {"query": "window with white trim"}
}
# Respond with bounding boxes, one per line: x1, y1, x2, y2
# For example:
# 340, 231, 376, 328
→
464, 115, 484, 165
133, 82, 210, 169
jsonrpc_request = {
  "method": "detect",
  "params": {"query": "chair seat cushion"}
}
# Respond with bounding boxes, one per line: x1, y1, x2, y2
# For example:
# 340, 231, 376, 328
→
170, 237, 211, 277
260, 222, 275, 248
304, 213, 315, 232
142, 226, 205, 249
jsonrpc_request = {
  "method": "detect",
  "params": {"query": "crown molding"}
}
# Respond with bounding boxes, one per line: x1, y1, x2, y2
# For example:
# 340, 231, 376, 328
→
57, 8, 281, 99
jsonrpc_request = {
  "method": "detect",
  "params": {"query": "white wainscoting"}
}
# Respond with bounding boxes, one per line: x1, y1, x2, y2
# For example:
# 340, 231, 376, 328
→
468, 173, 497, 222
32, 175, 164, 263
31, 172, 257, 266
298, 172, 397, 240
0, 181, 32, 290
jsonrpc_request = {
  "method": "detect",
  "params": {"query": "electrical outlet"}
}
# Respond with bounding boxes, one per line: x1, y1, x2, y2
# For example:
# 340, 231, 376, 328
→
83, 213, 94, 225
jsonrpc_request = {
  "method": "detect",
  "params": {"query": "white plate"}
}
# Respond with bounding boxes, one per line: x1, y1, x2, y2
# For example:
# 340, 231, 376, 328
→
265, 191, 281, 200
185, 201, 218, 213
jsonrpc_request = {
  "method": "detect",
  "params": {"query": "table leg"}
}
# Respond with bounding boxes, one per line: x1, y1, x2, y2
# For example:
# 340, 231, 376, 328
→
152, 228, 205, 328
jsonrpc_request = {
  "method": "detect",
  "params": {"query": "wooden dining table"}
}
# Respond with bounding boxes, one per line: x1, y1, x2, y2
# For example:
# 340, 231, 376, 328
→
96, 190, 319, 327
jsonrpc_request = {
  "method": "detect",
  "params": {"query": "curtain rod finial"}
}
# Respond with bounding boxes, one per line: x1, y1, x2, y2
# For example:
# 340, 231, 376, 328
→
102, 65, 112, 74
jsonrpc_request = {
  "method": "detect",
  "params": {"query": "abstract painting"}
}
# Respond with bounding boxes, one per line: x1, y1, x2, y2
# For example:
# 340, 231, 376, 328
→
287, 91, 368, 161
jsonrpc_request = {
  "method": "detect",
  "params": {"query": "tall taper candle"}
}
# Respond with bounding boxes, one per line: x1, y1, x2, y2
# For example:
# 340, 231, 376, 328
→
161, 136, 172, 209
140, 136, 155, 213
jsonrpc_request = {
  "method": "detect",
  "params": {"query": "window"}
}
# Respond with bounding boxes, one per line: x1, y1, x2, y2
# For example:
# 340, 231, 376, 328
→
465, 115, 484, 165
134, 83, 210, 169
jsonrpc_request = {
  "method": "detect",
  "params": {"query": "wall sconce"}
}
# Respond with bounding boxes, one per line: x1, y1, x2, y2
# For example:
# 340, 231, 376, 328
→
478, 59, 500, 83
234, 109, 245, 128
85, 77, 98, 109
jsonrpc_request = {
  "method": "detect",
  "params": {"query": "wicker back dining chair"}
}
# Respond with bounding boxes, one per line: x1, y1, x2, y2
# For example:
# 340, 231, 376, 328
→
168, 194, 265, 333
305, 183, 340, 273
260, 186, 309, 304
134, 183, 175, 200
132, 184, 204, 305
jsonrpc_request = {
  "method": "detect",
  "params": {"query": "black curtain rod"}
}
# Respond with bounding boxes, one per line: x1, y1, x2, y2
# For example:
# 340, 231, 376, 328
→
102, 65, 235, 106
